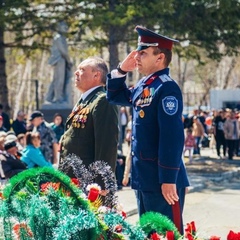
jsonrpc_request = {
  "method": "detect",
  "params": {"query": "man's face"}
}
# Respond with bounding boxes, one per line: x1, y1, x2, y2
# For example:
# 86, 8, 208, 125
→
31, 117, 43, 127
74, 61, 99, 92
134, 47, 163, 75
18, 112, 25, 121
7, 145, 18, 156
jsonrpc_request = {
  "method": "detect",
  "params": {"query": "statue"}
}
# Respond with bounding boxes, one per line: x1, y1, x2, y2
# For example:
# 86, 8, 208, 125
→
45, 21, 72, 104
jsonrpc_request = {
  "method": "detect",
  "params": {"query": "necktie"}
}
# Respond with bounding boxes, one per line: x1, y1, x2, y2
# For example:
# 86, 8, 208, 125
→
72, 97, 82, 112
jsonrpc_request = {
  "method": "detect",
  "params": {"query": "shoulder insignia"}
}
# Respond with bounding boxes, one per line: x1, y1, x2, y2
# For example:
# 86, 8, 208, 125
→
159, 74, 173, 83
162, 96, 178, 115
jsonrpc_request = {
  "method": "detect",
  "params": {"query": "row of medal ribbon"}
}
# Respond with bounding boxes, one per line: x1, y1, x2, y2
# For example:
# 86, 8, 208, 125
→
72, 107, 90, 128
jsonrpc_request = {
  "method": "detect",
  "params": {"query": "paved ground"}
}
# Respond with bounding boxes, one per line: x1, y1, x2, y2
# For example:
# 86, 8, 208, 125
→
117, 147, 240, 238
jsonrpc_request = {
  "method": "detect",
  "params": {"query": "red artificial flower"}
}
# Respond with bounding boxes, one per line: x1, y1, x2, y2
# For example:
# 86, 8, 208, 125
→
185, 232, 194, 240
0, 192, 4, 199
186, 221, 196, 232
12, 223, 33, 239
227, 230, 240, 240
71, 178, 80, 187
210, 236, 221, 240
166, 231, 174, 240
150, 232, 161, 240
185, 221, 196, 239
41, 182, 60, 192
114, 224, 122, 233
121, 211, 127, 219
88, 188, 100, 202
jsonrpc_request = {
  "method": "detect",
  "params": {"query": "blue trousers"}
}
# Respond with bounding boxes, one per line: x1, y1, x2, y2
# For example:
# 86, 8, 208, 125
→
136, 188, 186, 234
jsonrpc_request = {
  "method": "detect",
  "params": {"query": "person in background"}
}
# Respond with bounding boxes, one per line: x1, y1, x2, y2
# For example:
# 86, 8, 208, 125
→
5, 131, 22, 159
29, 111, 58, 165
0, 104, 11, 131
120, 106, 129, 144
0, 131, 7, 179
60, 56, 119, 189
12, 110, 27, 136
237, 112, 240, 156
192, 116, 205, 156
223, 110, 240, 160
122, 150, 132, 187
1, 134, 27, 178
106, 25, 189, 234
212, 110, 226, 159
17, 133, 26, 151
115, 150, 126, 190
50, 113, 65, 143
125, 115, 132, 148
0, 116, 7, 132
183, 128, 195, 163
21, 132, 52, 168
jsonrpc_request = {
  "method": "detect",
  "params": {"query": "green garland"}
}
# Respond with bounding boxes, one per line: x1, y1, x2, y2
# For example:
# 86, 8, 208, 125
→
103, 212, 146, 239
138, 211, 182, 239
1, 167, 105, 240
0, 167, 185, 240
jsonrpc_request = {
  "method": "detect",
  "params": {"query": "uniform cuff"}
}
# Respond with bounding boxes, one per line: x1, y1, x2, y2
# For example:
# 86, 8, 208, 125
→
111, 69, 127, 78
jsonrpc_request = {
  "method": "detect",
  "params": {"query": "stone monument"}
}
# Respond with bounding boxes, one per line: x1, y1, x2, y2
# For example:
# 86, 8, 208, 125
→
41, 21, 73, 122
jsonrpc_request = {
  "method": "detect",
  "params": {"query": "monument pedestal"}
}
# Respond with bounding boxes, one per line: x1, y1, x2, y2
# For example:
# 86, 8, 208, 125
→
41, 102, 72, 123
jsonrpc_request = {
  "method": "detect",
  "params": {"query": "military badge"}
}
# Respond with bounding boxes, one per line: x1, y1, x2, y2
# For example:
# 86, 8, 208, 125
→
139, 109, 145, 118
71, 107, 90, 128
162, 96, 178, 115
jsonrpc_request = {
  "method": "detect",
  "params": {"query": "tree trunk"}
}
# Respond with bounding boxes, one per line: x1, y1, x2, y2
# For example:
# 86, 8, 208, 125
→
14, 59, 32, 118
222, 58, 236, 89
108, 0, 119, 70
0, 24, 10, 112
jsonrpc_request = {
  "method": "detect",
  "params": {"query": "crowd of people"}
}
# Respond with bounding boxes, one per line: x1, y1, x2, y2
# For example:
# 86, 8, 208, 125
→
0, 109, 64, 179
183, 108, 240, 162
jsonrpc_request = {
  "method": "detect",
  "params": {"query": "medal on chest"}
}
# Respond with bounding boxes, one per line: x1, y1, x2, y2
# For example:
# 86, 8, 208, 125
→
71, 107, 90, 128
139, 109, 145, 118
135, 75, 158, 118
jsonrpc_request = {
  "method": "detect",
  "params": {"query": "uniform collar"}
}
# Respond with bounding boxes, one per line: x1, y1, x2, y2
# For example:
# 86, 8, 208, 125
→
143, 68, 169, 83
81, 85, 102, 101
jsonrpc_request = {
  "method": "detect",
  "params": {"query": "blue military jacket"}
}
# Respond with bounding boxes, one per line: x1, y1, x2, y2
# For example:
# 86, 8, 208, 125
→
107, 68, 189, 191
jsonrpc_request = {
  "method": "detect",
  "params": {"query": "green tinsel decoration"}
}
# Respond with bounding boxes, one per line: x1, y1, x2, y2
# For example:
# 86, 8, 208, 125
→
1, 168, 106, 239
103, 212, 146, 239
3, 167, 88, 208
138, 211, 181, 239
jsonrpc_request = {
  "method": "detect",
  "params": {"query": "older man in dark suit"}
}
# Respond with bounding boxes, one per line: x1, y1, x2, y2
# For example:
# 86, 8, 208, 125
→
60, 57, 119, 183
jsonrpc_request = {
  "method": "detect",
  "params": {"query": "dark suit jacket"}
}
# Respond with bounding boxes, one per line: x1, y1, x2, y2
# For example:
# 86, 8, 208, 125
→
60, 86, 119, 177
1, 153, 27, 178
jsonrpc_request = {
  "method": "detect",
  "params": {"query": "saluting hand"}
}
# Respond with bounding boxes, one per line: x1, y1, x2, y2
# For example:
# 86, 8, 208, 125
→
120, 50, 137, 73
161, 183, 179, 205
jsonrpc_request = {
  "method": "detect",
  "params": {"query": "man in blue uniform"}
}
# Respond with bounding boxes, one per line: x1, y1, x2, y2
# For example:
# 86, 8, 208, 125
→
106, 25, 189, 234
